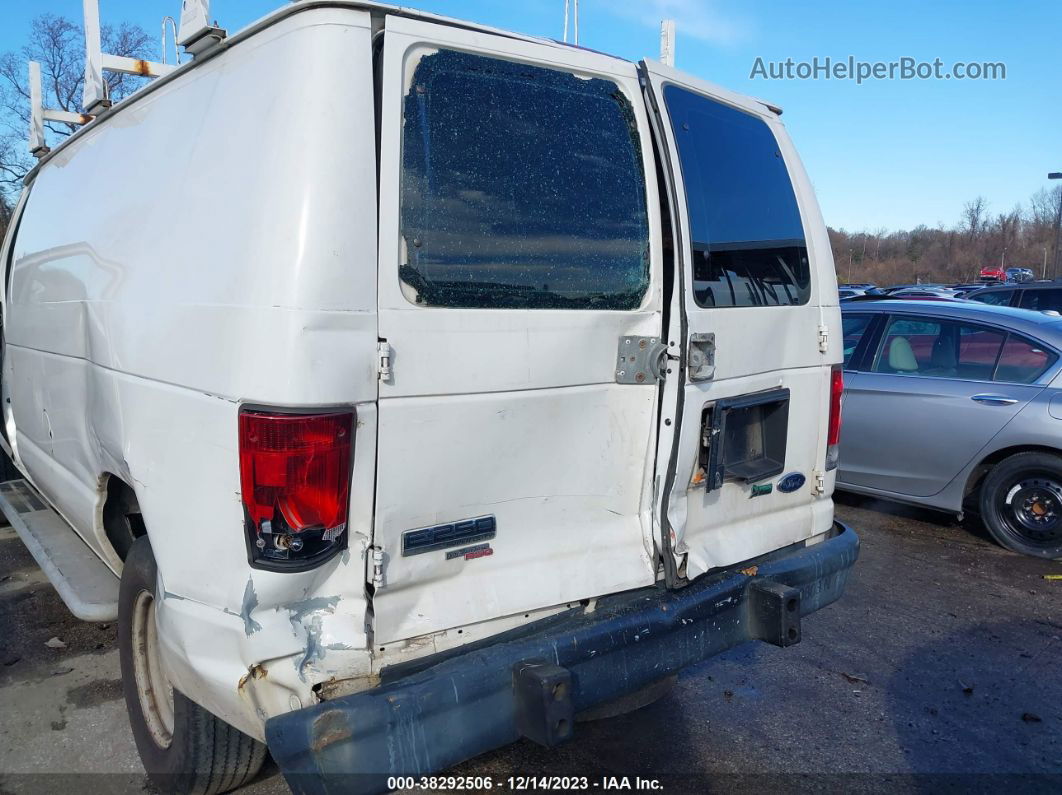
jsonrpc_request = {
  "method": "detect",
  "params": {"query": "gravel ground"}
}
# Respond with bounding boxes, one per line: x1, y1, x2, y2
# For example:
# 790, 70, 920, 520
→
1, 495, 1060, 793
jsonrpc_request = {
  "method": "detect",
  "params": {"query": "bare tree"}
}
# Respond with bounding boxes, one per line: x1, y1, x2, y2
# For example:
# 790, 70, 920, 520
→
961, 196, 988, 238
0, 14, 153, 197
828, 185, 1062, 286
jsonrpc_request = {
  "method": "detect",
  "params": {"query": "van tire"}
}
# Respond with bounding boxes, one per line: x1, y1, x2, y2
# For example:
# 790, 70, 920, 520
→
119, 537, 267, 793
978, 452, 1062, 560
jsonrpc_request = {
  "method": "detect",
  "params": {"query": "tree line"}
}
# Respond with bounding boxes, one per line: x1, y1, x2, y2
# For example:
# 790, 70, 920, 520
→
830, 187, 1062, 286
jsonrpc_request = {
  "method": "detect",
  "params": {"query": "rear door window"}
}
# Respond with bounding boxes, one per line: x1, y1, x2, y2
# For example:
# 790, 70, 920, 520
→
663, 85, 809, 308
399, 49, 650, 309
957, 325, 1006, 379
1018, 289, 1062, 312
874, 317, 1005, 380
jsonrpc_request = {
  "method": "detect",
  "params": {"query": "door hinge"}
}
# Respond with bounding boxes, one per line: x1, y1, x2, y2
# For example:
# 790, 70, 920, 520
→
377, 340, 392, 383
616, 336, 670, 384
370, 545, 385, 589
813, 470, 826, 495
817, 324, 829, 354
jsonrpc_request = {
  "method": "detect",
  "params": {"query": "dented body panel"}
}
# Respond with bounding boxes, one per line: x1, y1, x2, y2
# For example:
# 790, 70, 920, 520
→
2, 7, 380, 738
0, 0, 856, 776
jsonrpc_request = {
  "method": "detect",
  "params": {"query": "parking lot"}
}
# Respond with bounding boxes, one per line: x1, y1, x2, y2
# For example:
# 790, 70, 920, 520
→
1, 497, 1060, 792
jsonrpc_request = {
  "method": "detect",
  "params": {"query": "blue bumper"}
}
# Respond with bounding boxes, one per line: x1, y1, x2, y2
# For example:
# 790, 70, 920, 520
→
266, 523, 859, 794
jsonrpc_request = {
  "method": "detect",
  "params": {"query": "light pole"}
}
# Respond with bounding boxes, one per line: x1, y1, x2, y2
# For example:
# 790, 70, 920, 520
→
1051, 172, 1062, 280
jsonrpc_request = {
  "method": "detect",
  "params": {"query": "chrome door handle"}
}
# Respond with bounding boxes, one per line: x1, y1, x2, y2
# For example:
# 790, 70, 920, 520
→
971, 394, 1019, 406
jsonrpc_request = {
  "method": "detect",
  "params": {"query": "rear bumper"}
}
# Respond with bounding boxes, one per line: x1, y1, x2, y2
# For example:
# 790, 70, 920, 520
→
266, 522, 859, 794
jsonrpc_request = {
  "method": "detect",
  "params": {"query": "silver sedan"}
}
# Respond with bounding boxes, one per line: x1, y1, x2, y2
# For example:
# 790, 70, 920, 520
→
838, 300, 1062, 559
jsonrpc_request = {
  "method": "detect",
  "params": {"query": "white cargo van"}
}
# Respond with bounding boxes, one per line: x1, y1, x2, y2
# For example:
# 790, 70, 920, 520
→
0, 2, 857, 792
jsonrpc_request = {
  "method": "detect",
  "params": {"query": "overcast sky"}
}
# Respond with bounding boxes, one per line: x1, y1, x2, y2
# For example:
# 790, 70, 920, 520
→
3, 0, 1059, 233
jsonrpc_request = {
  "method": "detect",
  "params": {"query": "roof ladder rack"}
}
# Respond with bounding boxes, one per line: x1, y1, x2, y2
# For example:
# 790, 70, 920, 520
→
178, 0, 228, 57
81, 0, 177, 115
28, 61, 95, 158
30, 1, 228, 157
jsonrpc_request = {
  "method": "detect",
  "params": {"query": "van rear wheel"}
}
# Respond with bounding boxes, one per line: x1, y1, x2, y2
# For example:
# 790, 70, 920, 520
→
979, 452, 1062, 560
119, 537, 267, 793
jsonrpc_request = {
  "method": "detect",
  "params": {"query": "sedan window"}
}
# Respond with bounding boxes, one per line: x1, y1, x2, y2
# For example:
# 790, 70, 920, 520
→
841, 314, 872, 368
874, 319, 941, 374
994, 335, 1057, 383
874, 317, 1005, 380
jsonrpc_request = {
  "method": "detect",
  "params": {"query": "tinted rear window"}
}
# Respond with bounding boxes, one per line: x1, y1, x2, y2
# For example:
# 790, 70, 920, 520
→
664, 85, 809, 308
969, 290, 1013, 306
1018, 289, 1062, 312
399, 49, 650, 309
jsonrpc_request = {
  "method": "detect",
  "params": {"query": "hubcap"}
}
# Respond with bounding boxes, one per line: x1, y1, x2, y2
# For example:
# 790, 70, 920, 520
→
131, 590, 175, 748
1001, 478, 1062, 546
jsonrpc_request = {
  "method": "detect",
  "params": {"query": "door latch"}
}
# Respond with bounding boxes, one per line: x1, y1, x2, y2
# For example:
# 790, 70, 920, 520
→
817, 324, 829, 354
688, 333, 716, 381
370, 546, 385, 588
377, 340, 392, 383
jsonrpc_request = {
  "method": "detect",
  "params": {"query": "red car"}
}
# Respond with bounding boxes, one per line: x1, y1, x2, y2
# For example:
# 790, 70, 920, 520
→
978, 266, 1006, 283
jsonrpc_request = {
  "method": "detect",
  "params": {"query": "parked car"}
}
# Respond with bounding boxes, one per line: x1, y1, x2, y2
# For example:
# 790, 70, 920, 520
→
0, 3, 857, 792
839, 301, 1062, 559
949, 283, 989, 298
886, 287, 961, 300
840, 283, 877, 291
967, 282, 1062, 313
1006, 267, 1036, 283
839, 288, 866, 299
978, 266, 1006, 283
881, 283, 952, 294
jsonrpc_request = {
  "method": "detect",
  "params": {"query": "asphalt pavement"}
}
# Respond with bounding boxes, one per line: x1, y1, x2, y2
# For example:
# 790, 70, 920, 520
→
1, 495, 1060, 793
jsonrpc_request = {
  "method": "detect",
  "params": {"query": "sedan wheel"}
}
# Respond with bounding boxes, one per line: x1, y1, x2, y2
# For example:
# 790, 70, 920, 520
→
980, 452, 1062, 559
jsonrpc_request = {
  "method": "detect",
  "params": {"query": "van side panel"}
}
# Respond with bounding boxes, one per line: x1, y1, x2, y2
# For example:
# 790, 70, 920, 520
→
5, 8, 378, 737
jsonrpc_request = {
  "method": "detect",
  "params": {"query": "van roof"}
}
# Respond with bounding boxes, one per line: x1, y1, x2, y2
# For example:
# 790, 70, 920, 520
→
24, 0, 783, 183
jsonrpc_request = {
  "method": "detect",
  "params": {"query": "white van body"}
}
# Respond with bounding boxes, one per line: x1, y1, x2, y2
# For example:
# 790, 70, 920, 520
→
0, 2, 856, 789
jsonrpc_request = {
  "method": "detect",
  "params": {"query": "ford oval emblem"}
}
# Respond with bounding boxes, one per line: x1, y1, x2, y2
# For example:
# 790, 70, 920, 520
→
778, 472, 806, 493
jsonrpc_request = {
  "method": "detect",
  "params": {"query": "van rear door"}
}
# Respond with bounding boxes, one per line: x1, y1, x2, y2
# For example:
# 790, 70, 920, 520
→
371, 17, 665, 644
641, 61, 839, 584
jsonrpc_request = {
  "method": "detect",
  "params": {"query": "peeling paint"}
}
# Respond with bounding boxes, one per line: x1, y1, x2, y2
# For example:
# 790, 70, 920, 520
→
282, 595, 341, 637
296, 614, 326, 681
240, 578, 262, 636
237, 663, 267, 693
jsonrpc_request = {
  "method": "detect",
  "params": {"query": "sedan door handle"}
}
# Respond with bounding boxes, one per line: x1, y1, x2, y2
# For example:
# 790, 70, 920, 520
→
971, 394, 1019, 406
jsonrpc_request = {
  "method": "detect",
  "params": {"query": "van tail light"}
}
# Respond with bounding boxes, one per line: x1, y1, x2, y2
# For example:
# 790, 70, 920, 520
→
239, 409, 354, 570
825, 366, 843, 471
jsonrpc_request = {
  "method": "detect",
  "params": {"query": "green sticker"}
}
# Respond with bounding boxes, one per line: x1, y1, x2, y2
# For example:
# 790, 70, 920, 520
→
750, 483, 773, 498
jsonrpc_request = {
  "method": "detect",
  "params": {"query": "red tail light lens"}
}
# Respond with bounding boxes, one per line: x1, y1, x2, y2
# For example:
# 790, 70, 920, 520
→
825, 366, 843, 470
239, 409, 353, 570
